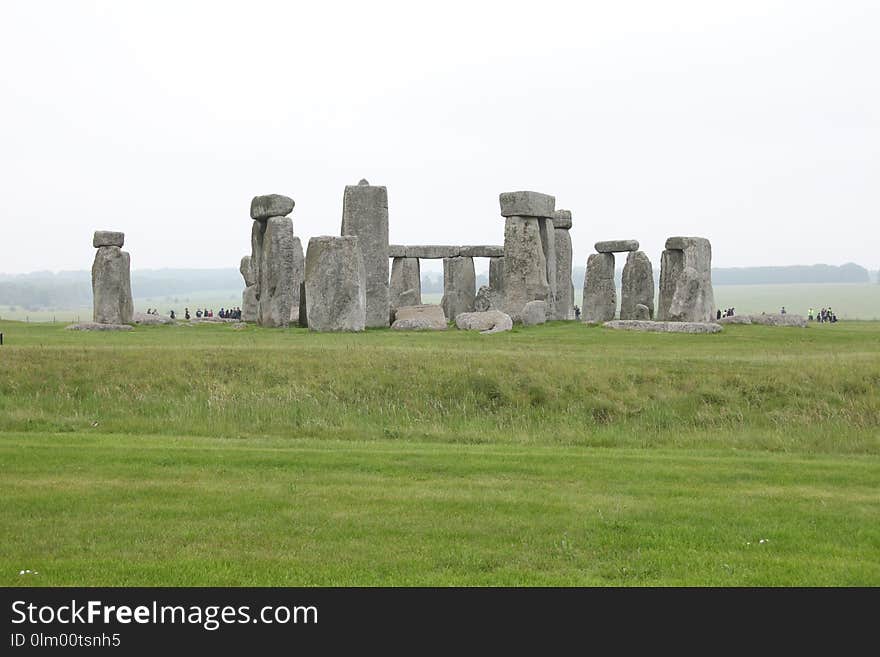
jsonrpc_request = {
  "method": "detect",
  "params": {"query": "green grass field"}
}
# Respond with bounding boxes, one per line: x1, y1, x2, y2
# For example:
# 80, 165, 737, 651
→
1, 319, 878, 586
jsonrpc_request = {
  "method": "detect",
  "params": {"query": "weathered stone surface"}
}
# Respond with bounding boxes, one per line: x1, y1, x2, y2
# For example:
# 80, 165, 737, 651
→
582, 253, 616, 323
459, 245, 504, 258
620, 251, 654, 320
392, 304, 447, 331
717, 315, 752, 325
552, 216, 573, 320
745, 313, 807, 327
634, 304, 651, 320
304, 236, 366, 332
595, 239, 639, 253
258, 217, 298, 328
240, 255, 256, 287
298, 281, 307, 328
657, 237, 714, 322
499, 191, 555, 218
441, 256, 476, 320
474, 285, 503, 312
341, 181, 389, 327
603, 320, 722, 334
489, 257, 504, 293
501, 216, 549, 321
92, 246, 133, 325
390, 257, 422, 313
551, 209, 572, 230
538, 217, 557, 320
250, 194, 294, 220
404, 245, 459, 259
454, 310, 513, 334
132, 312, 174, 325
66, 322, 133, 331
93, 231, 124, 248
250, 220, 264, 300
388, 244, 407, 258
289, 237, 305, 326
521, 300, 547, 326
242, 285, 258, 322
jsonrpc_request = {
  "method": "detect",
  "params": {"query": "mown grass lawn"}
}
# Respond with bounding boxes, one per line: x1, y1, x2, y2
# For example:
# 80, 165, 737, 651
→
0, 319, 878, 585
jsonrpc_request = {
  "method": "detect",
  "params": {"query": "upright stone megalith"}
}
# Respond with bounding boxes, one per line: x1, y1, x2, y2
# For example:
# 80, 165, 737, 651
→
552, 210, 574, 320
582, 253, 616, 323
390, 257, 421, 317
538, 216, 557, 320
240, 255, 258, 322
499, 191, 555, 321
441, 256, 476, 321
304, 236, 366, 332
92, 231, 133, 325
341, 179, 390, 328
657, 236, 714, 322
620, 251, 654, 320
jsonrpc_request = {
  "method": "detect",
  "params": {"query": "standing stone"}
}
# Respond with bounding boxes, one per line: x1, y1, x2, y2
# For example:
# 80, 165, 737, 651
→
657, 237, 714, 322
488, 257, 504, 293
521, 300, 547, 326
582, 253, 616, 323
441, 256, 476, 321
341, 180, 390, 328
474, 285, 503, 312
620, 251, 654, 320
258, 217, 298, 328
390, 257, 421, 316
304, 236, 366, 332
538, 217, 557, 320
552, 210, 574, 320
240, 255, 258, 322
92, 236, 133, 325
501, 216, 549, 321
289, 237, 305, 326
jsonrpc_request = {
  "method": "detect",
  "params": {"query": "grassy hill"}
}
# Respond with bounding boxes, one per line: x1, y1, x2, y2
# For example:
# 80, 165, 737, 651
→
1, 319, 878, 585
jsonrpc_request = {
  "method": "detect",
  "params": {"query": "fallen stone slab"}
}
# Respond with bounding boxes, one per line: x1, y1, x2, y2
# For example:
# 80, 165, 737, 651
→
392, 304, 447, 331
744, 313, 807, 327
66, 322, 133, 331
93, 231, 125, 248
132, 312, 175, 325
603, 320, 722, 334
404, 245, 460, 259
459, 245, 504, 258
499, 191, 555, 218
455, 310, 513, 334
717, 315, 752, 325
595, 239, 639, 253
250, 194, 294, 220
521, 300, 547, 326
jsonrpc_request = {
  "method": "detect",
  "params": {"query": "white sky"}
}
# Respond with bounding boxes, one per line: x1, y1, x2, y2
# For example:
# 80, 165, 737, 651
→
1, 0, 877, 274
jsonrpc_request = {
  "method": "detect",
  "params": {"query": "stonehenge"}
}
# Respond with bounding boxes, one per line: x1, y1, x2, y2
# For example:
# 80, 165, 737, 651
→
341, 179, 390, 328
304, 236, 366, 332
657, 236, 715, 322
582, 253, 616, 323
91, 231, 133, 325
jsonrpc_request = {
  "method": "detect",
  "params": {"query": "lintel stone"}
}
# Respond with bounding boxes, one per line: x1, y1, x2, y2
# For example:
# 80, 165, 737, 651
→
499, 191, 555, 218
595, 239, 639, 253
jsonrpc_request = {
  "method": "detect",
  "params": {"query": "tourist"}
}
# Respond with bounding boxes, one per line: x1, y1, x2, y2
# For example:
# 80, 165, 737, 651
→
169, 310, 175, 319
574, 305, 581, 320
808, 307, 814, 321
196, 309, 202, 318
780, 306, 786, 315
184, 308, 190, 320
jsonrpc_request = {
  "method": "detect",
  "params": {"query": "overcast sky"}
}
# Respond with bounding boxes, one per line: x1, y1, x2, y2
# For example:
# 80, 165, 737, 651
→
1, 0, 877, 274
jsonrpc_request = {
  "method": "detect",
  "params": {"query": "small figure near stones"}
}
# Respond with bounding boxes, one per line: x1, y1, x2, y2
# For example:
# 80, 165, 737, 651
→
574, 305, 581, 320
185, 308, 191, 320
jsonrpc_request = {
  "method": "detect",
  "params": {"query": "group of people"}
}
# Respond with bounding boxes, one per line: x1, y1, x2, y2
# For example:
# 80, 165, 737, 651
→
716, 308, 736, 319
179, 307, 242, 320
808, 307, 838, 323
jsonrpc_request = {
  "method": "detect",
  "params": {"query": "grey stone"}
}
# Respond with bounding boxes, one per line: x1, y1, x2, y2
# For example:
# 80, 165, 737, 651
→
304, 236, 366, 332
388, 244, 407, 258
582, 253, 616, 323
250, 220, 264, 301
392, 304, 447, 331
454, 310, 513, 334
404, 245, 460, 259
717, 315, 752, 324
538, 216, 557, 320
603, 320, 723, 334
620, 251, 655, 320
132, 312, 174, 325
231, 322, 248, 330
633, 304, 651, 320
474, 285, 503, 312
341, 181, 390, 327
289, 237, 305, 326
745, 313, 807, 327
358, 178, 369, 186
499, 191, 555, 218
92, 246, 133, 325
66, 322, 133, 331
657, 237, 714, 322
488, 257, 504, 293
595, 239, 639, 253
458, 245, 504, 258
390, 257, 421, 314
553, 218, 574, 320
298, 281, 307, 328
521, 300, 547, 326
551, 209, 572, 230
441, 256, 476, 320
240, 255, 256, 287
93, 231, 124, 248
258, 217, 298, 328
250, 194, 294, 220
242, 285, 258, 322
501, 215, 549, 321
